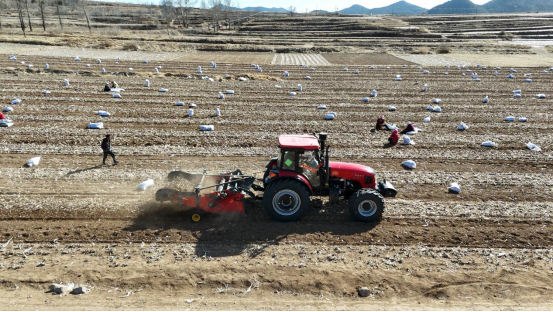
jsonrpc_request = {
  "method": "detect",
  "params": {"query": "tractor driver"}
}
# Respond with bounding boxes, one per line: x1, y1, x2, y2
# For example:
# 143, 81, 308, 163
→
299, 150, 320, 185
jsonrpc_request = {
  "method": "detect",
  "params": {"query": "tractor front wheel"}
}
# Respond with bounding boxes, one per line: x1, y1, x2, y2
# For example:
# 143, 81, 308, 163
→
348, 189, 384, 222
263, 179, 310, 222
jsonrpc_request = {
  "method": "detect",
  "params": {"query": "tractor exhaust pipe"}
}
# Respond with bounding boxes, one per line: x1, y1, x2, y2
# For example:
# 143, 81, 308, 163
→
319, 132, 327, 154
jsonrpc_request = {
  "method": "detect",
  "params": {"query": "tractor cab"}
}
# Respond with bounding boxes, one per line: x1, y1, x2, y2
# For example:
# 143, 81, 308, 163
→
264, 134, 325, 192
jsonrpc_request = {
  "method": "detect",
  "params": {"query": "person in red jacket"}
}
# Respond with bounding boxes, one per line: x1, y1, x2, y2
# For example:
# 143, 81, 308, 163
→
0, 112, 5, 120
388, 129, 399, 146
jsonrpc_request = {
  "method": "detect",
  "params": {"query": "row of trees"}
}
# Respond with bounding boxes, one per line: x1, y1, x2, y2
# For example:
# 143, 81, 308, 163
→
161, 0, 240, 32
1, 0, 91, 37
1, 0, 250, 37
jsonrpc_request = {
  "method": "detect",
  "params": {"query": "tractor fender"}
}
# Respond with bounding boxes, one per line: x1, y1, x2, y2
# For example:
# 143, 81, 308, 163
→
266, 172, 313, 193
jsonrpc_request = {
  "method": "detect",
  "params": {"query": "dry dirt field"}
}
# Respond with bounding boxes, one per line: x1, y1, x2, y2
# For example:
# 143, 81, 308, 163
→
0, 11, 553, 310
1, 50, 552, 310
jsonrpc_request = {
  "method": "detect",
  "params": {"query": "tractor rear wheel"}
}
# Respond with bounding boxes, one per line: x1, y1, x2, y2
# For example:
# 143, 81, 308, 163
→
263, 179, 310, 222
348, 189, 384, 222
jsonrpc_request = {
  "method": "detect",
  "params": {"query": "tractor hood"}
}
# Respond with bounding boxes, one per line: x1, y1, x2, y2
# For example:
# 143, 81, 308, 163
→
329, 161, 376, 180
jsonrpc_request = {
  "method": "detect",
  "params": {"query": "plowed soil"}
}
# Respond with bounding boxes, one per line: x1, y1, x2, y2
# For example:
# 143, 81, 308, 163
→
1, 52, 552, 310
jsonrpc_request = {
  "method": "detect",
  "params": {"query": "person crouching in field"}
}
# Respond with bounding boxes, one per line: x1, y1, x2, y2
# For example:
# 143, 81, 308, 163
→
388, 129, 399, 146
101, 134, 118, 166
104, 83, 111, 92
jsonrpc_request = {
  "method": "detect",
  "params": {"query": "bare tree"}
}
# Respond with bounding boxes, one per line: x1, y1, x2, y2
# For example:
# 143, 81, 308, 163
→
77, 0, 92, 34
176, 0, 197, 28
16, 0, 27, 36
24, 0, 33, 32
288, 6, 296, 17
222, 0, 231, 30
207, 0, 221, 32
55, 0, 64, 31
160, 0, 174, 35
37, 0, 46, 31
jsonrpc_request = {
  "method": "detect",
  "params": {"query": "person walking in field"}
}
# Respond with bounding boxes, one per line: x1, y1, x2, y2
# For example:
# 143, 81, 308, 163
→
101, 134, 118, 166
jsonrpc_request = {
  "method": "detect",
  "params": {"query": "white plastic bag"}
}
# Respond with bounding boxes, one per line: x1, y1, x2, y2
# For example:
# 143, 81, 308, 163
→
317, 105, 327, 109
504, 116, 515, 122
388, 106, 397, 111
88, 122, 103, 129
371, 90, 377, 97
189, 103, 197, 108
526, 142, 541, 152
402, 160, 416, 170
175, 101, 184, 106
402, 135, 414, 145
363, 97, 369, 102
200, 125, 214, 131
137, 179, 154, 191
11, 99, 21, 105
159, 88, 168, 92
3, 107, 13, 113
145, 79, 150, 87
433, 99, 442, 104
426, 106, 434, 111
289, 92, 297, 96
457, 122, 469, 131
214, 108, 221, 117
423, 117, 431, 123
448, 182, 461, 194
226, 90, 235, 94
188, 109, 194, 117
98, 110, 111, 117
433, 106, 442, 113
26, 156, 41, 167
518, 117, 528, 122
482, 141, 497, 147
113, 93, 121, 98
536, 94, 546, 99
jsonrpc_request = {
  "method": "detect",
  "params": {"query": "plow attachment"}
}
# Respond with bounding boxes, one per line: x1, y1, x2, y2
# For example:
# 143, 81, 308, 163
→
156, 169, 262, 222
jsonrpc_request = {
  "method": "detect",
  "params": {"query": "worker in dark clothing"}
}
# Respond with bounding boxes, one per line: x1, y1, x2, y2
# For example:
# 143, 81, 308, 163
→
101, 134, 118, 166
103, 83, 111, 92
375, 115, 386, 130
400, 122, 416, 134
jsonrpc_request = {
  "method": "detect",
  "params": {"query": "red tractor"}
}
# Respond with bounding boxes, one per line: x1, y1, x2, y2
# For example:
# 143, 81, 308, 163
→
156, 133, 396, 222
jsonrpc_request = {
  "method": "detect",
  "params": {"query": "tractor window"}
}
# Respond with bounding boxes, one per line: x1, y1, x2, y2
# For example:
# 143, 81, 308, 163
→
280, 151, 296, 170
299, 150, 320, 185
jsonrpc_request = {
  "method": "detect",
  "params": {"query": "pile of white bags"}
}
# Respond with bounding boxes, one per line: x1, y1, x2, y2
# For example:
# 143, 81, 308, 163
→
395, 75, 402, 81
526, 142, 541, 152
88, 122, 104, 129
402, 160, 416, 170
137, 179, 154, 191
200, 125, 214, 131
